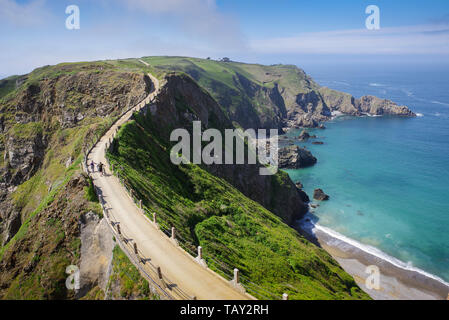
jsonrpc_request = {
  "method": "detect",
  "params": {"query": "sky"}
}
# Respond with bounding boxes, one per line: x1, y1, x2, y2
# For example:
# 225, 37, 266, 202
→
1, 0, 449, 78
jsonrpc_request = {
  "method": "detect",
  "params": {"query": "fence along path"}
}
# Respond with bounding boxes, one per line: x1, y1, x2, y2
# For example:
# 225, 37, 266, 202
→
84, 64, 255, 300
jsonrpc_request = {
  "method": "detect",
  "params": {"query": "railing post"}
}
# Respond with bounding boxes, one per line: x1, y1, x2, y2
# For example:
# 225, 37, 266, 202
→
134, 243, 138, 255
233, 268, 240, 284
139, 199, 142, 209
171, 227, 176, 240
282, 293, 289, 300
153, 212, 157, 224
195, 246, 207, 267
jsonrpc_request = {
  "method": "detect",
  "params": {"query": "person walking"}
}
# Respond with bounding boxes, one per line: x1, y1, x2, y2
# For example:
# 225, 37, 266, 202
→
98, 162, 104, 176
90, 161, 95, 173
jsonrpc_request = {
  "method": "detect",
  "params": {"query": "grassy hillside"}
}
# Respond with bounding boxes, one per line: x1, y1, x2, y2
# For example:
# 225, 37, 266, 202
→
140, 56, 317, 92
138, 56, 320, 129
0, 61, 154, 299
106, 111, 369, 300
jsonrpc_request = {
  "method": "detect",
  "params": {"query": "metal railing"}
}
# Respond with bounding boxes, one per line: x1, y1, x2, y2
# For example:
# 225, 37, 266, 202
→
105, 153, 286, 300
96, 187, 195, 300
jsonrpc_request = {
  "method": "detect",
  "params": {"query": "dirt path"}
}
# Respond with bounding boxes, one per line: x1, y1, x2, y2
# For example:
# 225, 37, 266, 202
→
87, 66, 252, 300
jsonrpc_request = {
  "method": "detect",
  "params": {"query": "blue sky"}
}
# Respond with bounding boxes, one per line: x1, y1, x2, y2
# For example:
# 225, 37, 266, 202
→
1, 0, 449, 78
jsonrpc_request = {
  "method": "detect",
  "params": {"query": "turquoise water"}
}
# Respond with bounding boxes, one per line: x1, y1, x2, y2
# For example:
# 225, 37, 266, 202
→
284, 63, 449, 283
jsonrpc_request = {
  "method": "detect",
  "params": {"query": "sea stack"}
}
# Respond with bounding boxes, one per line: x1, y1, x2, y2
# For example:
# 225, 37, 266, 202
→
313, 189, 330, 201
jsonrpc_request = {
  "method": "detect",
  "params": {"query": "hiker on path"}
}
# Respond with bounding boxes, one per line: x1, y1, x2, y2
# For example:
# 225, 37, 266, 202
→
98, 162, 104, 176
90, 161, 95, 173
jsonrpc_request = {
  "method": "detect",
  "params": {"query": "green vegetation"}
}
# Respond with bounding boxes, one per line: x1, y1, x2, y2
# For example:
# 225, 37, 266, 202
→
0, 75, 21, 100
0, 158, 79, 261
10, 122, 44, 140
0, 166, 85, 299
140, 56, 319, 128
84, 176, 99, 203
0, 61, 153, 299
106, 112, 369, 300
107, 245, 159, 300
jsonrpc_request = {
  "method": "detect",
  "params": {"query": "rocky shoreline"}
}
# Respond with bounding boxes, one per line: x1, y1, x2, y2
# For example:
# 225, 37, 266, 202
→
284, 91, 416, 129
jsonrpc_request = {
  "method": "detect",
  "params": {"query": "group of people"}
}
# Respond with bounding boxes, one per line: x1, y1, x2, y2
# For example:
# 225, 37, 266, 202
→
90, 161, 106, 176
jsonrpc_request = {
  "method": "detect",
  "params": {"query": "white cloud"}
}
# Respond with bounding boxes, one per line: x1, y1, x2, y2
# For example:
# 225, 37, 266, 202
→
119, 0, 246, 50
0, 0, 49, 26
250, 24, 449, 55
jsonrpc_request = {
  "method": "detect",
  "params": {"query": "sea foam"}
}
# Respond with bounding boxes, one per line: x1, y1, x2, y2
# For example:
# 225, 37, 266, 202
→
298, 213, 449, 288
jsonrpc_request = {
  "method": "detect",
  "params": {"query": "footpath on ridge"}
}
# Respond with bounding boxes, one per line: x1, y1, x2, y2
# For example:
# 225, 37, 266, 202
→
86, 60, 253, 300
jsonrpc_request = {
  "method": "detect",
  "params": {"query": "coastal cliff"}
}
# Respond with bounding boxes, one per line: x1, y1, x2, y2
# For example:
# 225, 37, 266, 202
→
0, 57, 384, 300
0, 62, 155, 299
0, 62, 150, 246
148, 73, 308, 224
142, 57, 415, 129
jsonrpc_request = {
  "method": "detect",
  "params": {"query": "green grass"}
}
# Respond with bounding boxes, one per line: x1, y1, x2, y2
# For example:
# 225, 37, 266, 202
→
107, 245, 159, 300
106, 112, 370, 300
10, 122, 43, 140
0, 159, 80, 261
84, 176, 99, 202
0, 75, 21, 100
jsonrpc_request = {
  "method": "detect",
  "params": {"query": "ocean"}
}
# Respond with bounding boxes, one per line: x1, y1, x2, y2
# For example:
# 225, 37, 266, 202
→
284, 63, 449, 285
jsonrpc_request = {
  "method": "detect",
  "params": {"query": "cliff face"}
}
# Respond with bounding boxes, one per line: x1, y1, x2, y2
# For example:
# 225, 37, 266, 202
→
231, 71, 416, 128
0, 61, 159, 299
0, 173, 88, 299
0, 62, 150, 247
0, 63, 150, 190
143, 57, 416, 129
319, 87, 415, 117
141, 73, 308, 224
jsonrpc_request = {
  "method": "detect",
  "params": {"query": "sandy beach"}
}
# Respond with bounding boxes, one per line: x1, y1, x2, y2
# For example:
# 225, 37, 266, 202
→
297, 217, 449, 300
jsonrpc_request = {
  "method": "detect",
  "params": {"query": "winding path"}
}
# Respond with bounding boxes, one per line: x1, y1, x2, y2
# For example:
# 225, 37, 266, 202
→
87, 61, 252, 300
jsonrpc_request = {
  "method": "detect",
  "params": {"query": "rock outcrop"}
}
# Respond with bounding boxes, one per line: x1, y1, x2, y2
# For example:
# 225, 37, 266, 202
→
294, 182, 310, 203
313, 188, 330, 201
278, 145, 317, 169
319, 87, 416, 119
298, 130, 311, 141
